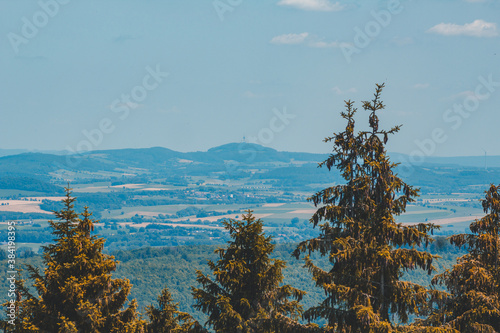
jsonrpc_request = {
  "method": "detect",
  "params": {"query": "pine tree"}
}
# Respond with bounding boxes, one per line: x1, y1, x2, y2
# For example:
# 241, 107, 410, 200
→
423, 184, 500, 332
13, 187, 144, 333
192, 210, 319, 333
145, 286, 205, 333
293, 84, 441, 332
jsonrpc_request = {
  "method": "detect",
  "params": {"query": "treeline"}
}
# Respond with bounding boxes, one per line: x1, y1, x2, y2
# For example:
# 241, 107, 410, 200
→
4, 218, 320, 253
3, 185, 494, 332
3, 190, 316, 332
0, 212, 52, 222
402, 165, 500, 194
4, 85, 500, 332
0, 176, 63, 194
39, 189, 271, 218
113, 237, 463, 321
0, 235, 461, 319
251, 163, 335, 190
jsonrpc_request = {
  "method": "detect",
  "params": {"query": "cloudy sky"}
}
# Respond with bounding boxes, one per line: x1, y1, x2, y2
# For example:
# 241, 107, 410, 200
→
1, 0, 499, 157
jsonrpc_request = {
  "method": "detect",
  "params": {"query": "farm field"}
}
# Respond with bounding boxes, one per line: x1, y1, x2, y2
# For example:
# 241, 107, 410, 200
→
0, 169, 491, 252
0, 197, 64, 214
72, 183, 174, 193
0, 189, 484, 225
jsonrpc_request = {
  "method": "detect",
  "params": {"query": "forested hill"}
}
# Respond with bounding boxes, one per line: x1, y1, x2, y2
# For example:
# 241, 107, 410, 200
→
0, 240, 466, 324
2, 143, 500, 176
0, 143, 324, 176
112, 240, 465, 320
1, 143, 500, 196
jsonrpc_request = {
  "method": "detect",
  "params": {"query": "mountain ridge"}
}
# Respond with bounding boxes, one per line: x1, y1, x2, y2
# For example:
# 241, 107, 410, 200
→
0, 143, 499, 180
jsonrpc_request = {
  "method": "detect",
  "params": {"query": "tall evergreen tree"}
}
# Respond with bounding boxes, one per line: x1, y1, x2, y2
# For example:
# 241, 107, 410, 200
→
192, 211, 319, 333
293, 84, 441, 332
13, 187, 144, 333
145, 286, 205, 333
423, 184, 500, 332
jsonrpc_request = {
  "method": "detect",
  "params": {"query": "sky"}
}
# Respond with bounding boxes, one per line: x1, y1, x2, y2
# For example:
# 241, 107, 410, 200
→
0, 0, 499, 157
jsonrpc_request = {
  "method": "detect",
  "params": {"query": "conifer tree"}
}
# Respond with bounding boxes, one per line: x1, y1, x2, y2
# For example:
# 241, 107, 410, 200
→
192, 211, 319, 332
146, 286, 205, 333
423, 184, 500, 332
13, 187, 144, 333
293, 84, 441, 332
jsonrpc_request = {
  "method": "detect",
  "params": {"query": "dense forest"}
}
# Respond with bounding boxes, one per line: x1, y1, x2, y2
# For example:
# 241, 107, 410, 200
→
2, 86, 500, 332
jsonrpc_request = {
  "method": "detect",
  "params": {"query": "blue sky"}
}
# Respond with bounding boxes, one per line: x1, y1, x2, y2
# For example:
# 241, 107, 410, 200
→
0, 0, 499, 157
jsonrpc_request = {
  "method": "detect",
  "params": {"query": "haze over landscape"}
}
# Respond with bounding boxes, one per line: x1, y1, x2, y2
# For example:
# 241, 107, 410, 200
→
1, 0, 499, 156
2, 1, 500, 332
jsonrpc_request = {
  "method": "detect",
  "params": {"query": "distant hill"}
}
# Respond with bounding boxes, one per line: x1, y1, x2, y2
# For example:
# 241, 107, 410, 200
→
0, 149, 70, 158
2, 144, 497, 170
0, 152, 117, 178
0, 149, 28, 157
0, 143, 326, 176
390, 153, 499, 169
0, 143, 499, 195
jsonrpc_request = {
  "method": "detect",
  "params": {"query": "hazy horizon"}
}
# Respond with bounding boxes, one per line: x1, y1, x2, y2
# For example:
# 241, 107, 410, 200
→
1, 0, 499, 157
0, 141, 498, 159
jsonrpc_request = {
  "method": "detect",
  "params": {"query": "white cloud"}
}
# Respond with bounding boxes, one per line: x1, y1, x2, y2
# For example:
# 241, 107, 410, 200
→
308, 40, 351, 48
413, 83, 429, 90
277, 0, 344, 12
270, 33, 347, 48
308, 41, 333, 48
270, 32, 309, 45
427, 19, 498, 37
332, 86, 357, 95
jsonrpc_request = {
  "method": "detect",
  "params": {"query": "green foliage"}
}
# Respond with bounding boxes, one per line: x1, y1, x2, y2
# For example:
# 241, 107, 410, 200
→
192, 211, 318, 332
0, 212, 52, 222
251, 163, 334, 190
108, 243, 327, 324
145, 286, 205, 333
0, 238, 468, 331
0, 176, 63, 194
422, 184, 500, 332
9, 187, 145, 332
294, 84, 442, 332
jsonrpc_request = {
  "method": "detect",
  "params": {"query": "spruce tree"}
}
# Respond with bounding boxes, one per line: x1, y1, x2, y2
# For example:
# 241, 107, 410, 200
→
14, 187, 144, 332
293, 84, 441, 332
423, 184, 500, 332
192, 211, 319, 333
146, 286, 205, 333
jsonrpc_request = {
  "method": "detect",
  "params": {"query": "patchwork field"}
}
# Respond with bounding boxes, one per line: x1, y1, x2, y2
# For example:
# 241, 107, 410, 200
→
72, 183, 173, 193
0, 176, 488, 248
0, 197, 64, 214
423, 215, 483, 225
